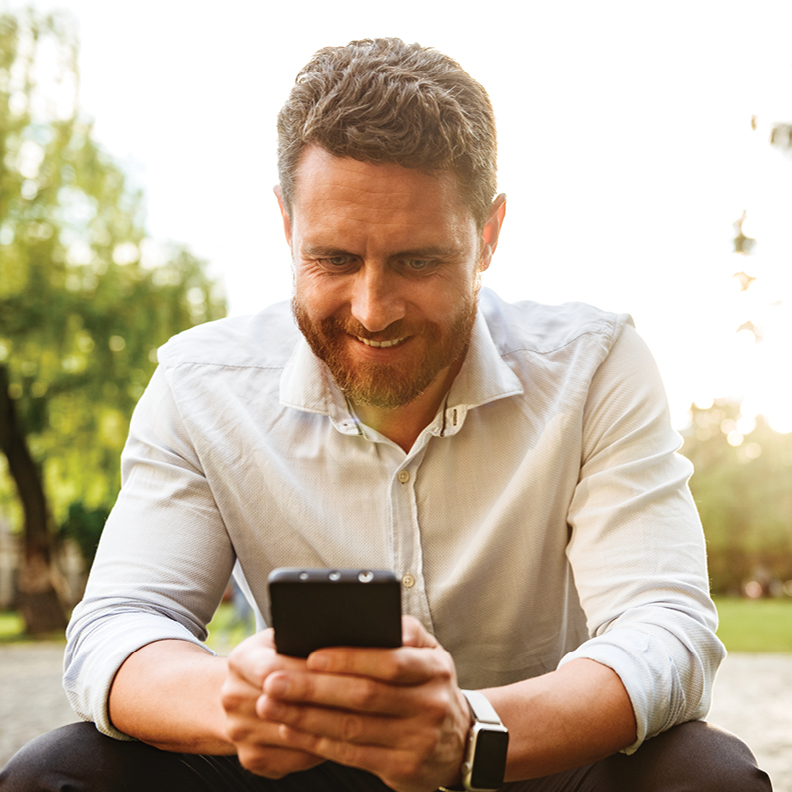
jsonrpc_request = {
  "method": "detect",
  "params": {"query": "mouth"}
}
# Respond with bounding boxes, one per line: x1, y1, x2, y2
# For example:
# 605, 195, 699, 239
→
355, 336, 407, 348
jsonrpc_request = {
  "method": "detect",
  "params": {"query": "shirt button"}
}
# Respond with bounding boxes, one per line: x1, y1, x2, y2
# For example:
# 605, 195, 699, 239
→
397, 470, 410, 484
402, 574, 416, 589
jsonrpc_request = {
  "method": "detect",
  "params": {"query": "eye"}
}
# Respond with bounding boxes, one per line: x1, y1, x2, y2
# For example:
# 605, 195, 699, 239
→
315, 255, 356, 272
325, 256, 349, 267
405, 259, 431, 271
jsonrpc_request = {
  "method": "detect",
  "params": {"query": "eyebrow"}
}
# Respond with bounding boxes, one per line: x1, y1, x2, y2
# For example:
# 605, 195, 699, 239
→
302, 245, 351, 258
302, 245, 462, 260
392, 247, 462, 259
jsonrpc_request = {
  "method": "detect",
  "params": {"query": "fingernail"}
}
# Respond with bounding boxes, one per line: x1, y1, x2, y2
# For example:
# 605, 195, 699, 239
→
307, 653, 329, 671
267, 675, 288, 696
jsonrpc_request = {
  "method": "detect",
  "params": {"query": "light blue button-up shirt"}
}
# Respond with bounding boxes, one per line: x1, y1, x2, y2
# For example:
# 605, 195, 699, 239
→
64, 289, 724, 753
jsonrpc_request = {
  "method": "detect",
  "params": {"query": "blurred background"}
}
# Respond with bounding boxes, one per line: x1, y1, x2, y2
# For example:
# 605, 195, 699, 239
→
0, 0, 791, 786
0, 0, 791, 682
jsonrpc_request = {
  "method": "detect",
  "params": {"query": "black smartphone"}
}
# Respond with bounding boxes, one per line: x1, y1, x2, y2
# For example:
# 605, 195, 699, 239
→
268, 568, 402, 658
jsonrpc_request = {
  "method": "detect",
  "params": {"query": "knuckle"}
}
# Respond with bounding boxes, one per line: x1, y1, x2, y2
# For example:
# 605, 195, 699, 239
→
288, 705, 310, 729
221, 693, 248, 721
331, 738, 360, 766
438, 656, 455, 681
401, 752, 426, 779
389, 652, 412, 679
237, 748, 283, 778
225, 722, 247, 743
422, 692, 451, 725
237, 746, 312, 780
341, 712, 363, 740
351, 677, 380, 708
219, 684, 237, 712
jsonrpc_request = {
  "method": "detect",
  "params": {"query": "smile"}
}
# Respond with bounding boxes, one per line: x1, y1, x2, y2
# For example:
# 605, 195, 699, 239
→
356, 336, 407, 348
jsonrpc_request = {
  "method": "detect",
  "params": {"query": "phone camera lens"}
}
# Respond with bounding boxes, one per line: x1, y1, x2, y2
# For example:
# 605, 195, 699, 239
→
358, 571, 374, 583
329, 571, 341, 581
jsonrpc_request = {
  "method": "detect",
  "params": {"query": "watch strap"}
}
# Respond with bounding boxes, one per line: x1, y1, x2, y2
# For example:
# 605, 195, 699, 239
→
461, 689, 502, 724
438, 691, 506, 792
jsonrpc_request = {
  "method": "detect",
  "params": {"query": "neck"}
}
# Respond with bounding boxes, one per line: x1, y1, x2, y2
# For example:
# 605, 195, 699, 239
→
352, 358, 463, 453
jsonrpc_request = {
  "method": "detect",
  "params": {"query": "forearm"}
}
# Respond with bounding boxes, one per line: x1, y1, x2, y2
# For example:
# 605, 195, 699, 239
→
108, 639, 235, 755
485, 658, 637, 781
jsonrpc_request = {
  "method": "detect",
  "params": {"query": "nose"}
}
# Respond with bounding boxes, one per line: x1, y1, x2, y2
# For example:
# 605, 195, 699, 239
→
349, 265, 406, 332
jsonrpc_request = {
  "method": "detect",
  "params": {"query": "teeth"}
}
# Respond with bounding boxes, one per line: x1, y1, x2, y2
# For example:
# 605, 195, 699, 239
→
358, 336, 405, 348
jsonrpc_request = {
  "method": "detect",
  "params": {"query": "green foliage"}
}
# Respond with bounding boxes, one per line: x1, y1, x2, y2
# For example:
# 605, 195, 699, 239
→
681, 399, 792, 593
714, 597, 792, 652
205, 601, 256, 653
58, 500, 109, 564
0, 9, 226, 549
0, 610, 25, 643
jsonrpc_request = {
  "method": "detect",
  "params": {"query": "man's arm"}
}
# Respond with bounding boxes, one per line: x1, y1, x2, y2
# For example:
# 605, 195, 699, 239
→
108, 640, 233, 755
107, 636, 326, 777
485, 658, 636, 781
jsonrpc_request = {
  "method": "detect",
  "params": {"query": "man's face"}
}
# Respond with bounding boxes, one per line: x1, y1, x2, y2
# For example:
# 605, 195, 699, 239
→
280, 146, 498, 410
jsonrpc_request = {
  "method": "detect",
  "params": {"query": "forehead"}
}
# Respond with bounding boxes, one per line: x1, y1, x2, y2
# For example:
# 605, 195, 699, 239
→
289, 146, 475, 247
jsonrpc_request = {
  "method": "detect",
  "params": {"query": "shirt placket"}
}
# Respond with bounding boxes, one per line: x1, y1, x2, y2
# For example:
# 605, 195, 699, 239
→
389, 435, 435, 634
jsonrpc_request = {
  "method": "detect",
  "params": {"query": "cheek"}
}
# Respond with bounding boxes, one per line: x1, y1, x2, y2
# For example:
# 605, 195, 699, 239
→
294, 273, 347, 322
431, 273, 480, 315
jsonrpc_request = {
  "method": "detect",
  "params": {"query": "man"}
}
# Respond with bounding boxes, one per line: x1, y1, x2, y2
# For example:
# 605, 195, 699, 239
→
1, 38, 771, 792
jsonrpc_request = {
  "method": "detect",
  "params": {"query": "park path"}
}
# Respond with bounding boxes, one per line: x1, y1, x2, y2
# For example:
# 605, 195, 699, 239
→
1, 644, 790, 789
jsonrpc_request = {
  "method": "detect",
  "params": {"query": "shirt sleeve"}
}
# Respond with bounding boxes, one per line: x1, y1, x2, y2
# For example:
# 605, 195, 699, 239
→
559, 321, 725, 754
63, 366, 236, 740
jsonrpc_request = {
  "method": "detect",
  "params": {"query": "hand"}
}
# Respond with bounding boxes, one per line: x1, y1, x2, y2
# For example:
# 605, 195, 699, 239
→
256, 615, 471, 792
221, 630, 325, 778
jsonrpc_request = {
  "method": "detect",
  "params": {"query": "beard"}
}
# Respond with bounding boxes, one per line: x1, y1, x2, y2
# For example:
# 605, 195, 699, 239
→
292, 294, 479, 410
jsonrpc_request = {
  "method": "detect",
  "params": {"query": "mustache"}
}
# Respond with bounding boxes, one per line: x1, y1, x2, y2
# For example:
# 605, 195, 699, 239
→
321, 315, 426, 342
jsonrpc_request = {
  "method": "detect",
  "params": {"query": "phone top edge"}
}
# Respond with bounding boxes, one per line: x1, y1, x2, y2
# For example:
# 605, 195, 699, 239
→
268, 568, 399, 585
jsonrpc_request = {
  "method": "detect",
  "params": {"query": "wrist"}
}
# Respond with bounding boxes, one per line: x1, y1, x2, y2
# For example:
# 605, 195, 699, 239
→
439, 690, 509, 792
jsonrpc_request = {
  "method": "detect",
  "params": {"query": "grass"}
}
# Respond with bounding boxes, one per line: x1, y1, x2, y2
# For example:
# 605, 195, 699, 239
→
3, 599, 791, 653
0, 610, 25, 642
0, 610, 67, 644
713, 596, 792, 652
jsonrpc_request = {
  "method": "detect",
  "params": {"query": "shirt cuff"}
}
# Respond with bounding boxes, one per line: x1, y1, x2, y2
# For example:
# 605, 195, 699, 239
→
557, 628, 686, 755
64, 611, 215, 741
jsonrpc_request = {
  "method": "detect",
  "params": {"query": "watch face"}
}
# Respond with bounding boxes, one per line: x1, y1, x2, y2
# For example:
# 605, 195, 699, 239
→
470, 728, 509, 790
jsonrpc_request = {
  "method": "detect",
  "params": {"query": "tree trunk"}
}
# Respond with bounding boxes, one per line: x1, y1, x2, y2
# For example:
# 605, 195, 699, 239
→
0, 365, 67, 634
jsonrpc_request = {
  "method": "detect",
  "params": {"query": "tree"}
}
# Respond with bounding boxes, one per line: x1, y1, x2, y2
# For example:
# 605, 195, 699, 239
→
0, 10, 226, 633
680, 399, 792, 594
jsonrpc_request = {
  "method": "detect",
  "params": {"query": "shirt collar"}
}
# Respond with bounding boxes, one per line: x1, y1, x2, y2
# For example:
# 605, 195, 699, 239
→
279, 305, 523, 437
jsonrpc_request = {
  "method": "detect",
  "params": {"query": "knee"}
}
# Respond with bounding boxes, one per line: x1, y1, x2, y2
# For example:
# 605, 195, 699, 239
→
620, 721, 772, 792
0, 722, 130, 791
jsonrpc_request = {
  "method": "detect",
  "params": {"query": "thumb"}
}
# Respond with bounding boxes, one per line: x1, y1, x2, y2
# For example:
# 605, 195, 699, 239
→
402, 615, 440, 649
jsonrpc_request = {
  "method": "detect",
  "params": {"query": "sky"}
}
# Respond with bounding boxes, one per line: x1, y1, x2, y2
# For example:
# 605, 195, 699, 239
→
6, 0, 792, 431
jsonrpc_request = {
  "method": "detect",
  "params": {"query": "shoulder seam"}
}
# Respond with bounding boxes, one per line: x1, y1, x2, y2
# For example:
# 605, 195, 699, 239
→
499, 320, 621, 358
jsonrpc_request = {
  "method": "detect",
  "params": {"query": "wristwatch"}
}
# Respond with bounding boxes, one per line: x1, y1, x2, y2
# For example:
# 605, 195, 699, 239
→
439, 689, 509, 792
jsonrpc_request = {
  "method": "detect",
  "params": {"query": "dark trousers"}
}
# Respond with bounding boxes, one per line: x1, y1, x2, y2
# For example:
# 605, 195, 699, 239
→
0, 720, 772, 791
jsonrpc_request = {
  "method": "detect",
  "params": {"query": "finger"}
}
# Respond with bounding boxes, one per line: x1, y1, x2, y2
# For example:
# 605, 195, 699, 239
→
306, 643, 451, 686
401, 615, 439, 649
224, 685, 325, 777
227, 630, 307, 689
276, 727, 449, 790
257, 696, 403, 747
236, 742, 325, 779
279, 726, 407, 770
263, 668, 412, 716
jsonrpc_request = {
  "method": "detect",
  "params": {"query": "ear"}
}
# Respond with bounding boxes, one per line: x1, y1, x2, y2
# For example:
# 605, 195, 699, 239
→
273, 185, 293, 248
478, 193, 507, 273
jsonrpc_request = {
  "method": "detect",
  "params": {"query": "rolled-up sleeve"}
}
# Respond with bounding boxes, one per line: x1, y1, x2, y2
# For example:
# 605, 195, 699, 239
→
560, 322, 725, 753
63, 366, 236, 740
